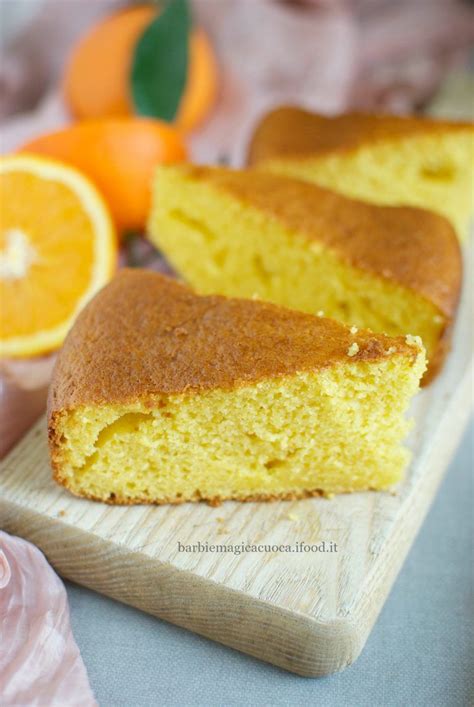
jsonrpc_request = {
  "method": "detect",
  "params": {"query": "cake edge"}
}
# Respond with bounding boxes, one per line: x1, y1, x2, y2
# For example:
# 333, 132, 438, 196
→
247, 106, 474, 164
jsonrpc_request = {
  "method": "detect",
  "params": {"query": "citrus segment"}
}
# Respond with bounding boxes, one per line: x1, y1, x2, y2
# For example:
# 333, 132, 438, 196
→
0, 155, 116, 357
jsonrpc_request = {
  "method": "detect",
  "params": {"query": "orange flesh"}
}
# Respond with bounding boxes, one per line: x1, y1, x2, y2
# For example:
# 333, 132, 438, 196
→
0, 172, 95, 337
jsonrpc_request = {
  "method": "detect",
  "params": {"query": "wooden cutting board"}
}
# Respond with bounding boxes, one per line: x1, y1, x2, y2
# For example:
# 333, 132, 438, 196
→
1, 252, 472, 677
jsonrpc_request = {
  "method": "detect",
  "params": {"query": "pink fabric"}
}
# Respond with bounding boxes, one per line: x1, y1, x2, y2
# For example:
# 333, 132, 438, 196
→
190, 0, 356, 164
0, 532, 97, 706
350, 0, 474, 111
0, 355, 56, 458
0, 531, 97, 707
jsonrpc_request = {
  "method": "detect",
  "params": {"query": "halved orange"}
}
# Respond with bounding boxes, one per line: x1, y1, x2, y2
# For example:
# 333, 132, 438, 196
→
0, 154, 117, 358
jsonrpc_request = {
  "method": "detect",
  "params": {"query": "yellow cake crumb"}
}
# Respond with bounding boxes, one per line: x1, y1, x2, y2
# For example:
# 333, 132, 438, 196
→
405, 334, 423, 348
347, 343, 359, 357
149, 164, 460, 383
252, 109, 474, 240
49, 270, 426, 505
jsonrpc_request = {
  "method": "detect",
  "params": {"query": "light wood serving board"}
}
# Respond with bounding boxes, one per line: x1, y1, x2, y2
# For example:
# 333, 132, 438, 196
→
1, 247, 472, 677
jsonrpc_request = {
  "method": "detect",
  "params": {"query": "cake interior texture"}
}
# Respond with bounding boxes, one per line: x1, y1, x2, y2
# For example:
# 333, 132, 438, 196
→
49, 270, 425, 505
53, 356, 423, 504
252, 122, 473, 240
149, 167, 454, 373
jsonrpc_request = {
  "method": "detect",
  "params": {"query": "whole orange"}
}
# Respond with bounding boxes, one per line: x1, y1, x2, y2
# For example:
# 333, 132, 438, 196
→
21, 118, 187, 233
63, 5, 218, 133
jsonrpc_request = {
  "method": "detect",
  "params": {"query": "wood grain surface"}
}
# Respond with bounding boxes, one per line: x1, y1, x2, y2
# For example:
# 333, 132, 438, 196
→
0, 246, 472, 677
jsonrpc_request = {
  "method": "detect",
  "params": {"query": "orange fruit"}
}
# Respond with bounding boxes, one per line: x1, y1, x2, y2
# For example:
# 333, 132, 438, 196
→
20, 118, 187, 233
175, 30, 218, 133
63, 5, 218, 133
0, 154, 116, 358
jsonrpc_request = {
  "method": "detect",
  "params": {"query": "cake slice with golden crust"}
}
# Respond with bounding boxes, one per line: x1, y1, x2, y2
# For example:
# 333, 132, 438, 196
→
48, 269, 425, 505
149, 164, 461, 383
248, 107, 474, 240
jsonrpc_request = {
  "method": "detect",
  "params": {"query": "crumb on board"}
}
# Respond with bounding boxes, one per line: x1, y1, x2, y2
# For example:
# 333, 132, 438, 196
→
286, 512, 299, 521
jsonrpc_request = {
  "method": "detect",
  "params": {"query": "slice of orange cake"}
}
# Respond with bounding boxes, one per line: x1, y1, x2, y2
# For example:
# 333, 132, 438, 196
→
148, 165, 461, 383
247, 107, 474, 240
48, 269, 425, 505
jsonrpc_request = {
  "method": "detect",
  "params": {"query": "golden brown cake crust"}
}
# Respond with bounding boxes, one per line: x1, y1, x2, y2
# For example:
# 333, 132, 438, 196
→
45, 478, 384, 506
173, 165, 462, 320
247, 106, 474, 164
48, 269, 419, 416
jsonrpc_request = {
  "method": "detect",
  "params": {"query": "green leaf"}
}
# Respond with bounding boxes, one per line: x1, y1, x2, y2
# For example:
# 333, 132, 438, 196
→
131, 0, 190, 122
